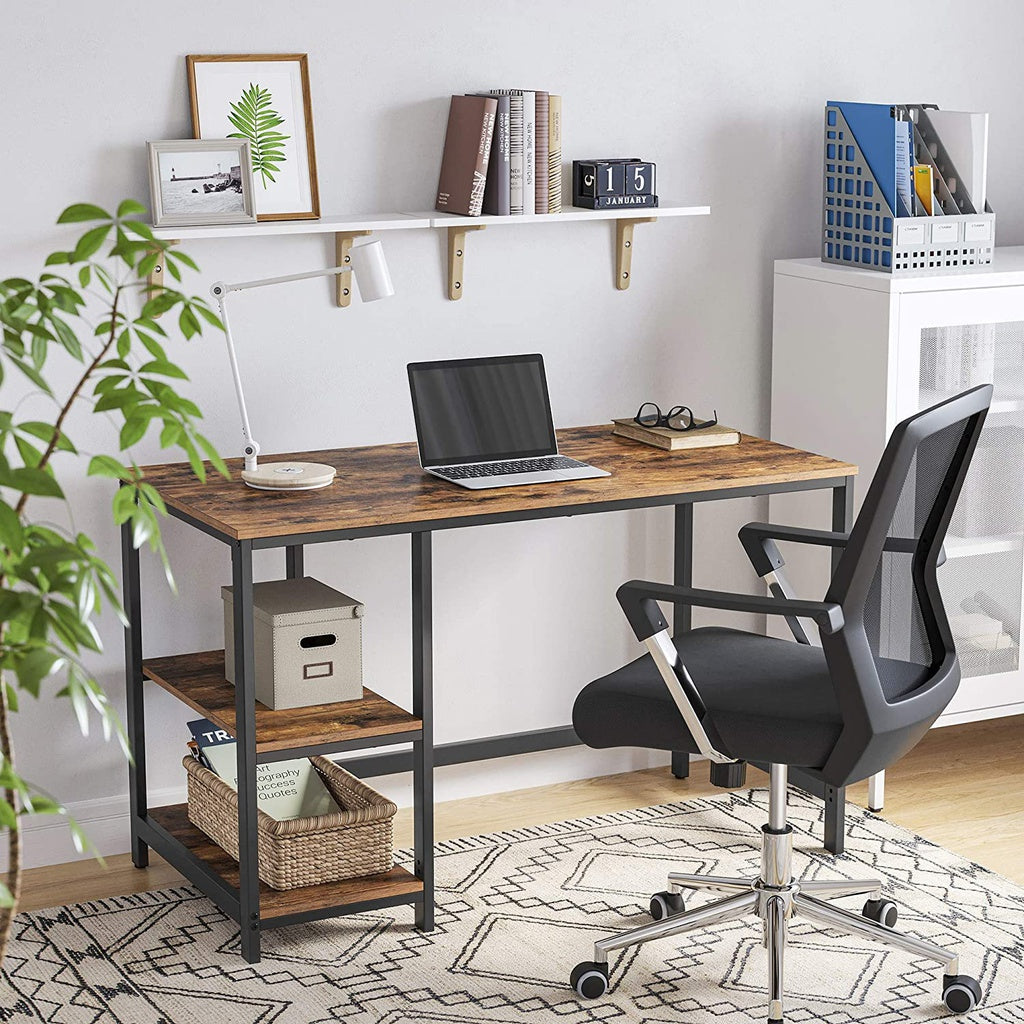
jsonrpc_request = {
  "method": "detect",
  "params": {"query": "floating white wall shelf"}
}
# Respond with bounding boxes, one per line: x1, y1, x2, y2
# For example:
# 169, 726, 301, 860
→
149, 202, 710, 305
410, 201, 711, 299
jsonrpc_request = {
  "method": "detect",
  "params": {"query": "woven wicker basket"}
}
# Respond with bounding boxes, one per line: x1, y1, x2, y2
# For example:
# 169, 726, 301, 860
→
183, 755, 397, 890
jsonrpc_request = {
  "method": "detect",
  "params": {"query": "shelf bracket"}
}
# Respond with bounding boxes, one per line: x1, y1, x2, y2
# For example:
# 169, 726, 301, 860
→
146, 242, 177, 316
615, 217, 657, 290
447, 224, 487, 300
335, 230, 373, 307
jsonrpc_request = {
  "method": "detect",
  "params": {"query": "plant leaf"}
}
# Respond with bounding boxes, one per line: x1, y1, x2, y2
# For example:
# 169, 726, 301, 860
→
116, 199, 147, 218
71, 225, 112, 262
57, 203, 111, 224
14, 647, 65, 697
0, 500, 25, 551
88, 455, 131, 480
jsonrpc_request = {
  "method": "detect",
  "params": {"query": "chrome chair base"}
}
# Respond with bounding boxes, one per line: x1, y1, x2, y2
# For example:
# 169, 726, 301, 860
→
569, 766, 981, 1021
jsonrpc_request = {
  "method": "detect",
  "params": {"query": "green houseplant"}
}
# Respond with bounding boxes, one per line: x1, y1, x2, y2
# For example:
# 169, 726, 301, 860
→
0, 200, 226, 962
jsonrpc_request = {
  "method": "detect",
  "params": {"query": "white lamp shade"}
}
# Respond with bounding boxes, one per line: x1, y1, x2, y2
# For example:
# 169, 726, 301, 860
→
349, 239, 394, 302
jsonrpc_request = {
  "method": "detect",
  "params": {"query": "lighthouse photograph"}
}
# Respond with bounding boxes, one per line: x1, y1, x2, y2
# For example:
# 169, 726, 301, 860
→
147, 138, 256, 227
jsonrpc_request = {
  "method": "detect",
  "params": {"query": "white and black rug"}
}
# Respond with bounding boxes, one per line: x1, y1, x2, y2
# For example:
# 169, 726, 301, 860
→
3, 789, 1023, 1022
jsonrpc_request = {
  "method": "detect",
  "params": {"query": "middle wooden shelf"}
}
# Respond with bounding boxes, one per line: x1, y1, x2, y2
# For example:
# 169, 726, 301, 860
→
143, 649, 422, 762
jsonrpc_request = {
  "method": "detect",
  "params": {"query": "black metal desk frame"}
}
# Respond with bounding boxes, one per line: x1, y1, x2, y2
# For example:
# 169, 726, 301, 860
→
122, 472, 855, 963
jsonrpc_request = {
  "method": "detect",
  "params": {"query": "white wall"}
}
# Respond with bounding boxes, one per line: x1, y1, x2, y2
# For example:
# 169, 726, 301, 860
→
3, 0, 1024, 867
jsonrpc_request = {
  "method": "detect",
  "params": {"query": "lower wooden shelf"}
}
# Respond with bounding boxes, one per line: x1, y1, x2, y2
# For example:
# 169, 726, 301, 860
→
149, 803, 422, 923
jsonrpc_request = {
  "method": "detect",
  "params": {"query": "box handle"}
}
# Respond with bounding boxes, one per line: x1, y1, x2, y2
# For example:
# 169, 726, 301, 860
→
300, 633, 337, 649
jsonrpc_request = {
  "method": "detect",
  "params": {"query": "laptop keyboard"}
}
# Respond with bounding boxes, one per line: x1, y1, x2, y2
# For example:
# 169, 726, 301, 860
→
434, 455, 586, 480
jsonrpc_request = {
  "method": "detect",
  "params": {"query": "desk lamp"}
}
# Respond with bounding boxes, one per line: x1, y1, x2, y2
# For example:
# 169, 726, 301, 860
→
211, 240, 394, 491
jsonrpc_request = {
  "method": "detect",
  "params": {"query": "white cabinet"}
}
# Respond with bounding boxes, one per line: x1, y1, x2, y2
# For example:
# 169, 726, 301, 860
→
770, 248, 1024, 728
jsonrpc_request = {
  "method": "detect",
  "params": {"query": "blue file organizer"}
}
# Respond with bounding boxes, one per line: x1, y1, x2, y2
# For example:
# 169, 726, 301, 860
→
822, 102, 995, 274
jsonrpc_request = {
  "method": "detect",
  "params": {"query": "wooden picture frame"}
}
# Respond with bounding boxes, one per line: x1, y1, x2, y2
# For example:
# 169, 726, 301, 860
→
187, 54, 320, 222
147, 139, 257, 228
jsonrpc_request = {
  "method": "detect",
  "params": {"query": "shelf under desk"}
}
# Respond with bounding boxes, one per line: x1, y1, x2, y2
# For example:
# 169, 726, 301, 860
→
145, 804, 422, 926
143, 649, 421, 762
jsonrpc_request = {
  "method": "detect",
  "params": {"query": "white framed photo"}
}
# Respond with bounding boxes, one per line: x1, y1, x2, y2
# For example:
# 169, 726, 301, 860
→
187, 54, 320, 222
147, 139, 257, 228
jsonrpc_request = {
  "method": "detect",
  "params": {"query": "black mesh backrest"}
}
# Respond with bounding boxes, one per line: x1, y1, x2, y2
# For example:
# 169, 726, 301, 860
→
861, 420, 977, 700
826, 386, 992, 711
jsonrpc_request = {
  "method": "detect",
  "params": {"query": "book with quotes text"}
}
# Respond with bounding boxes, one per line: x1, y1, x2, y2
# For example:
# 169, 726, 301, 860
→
187, 718, 335, 822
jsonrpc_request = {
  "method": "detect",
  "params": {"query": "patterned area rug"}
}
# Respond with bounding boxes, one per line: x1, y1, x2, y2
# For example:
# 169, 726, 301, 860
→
3, 789, 1023, 1022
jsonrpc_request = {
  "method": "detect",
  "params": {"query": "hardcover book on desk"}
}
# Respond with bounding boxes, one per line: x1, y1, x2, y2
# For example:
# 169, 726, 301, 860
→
436, 94, 498, 216
612, 418, 740, 451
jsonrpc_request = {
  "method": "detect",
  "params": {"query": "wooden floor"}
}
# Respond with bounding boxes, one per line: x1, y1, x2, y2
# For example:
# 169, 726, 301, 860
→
14, 715, 1024, 914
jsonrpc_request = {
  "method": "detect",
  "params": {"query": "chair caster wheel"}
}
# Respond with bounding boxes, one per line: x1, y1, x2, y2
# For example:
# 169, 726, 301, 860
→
942, 974, 983, 1013
570, 960, 608, 999
650, 890, 686, 921
862, 897, 898, 928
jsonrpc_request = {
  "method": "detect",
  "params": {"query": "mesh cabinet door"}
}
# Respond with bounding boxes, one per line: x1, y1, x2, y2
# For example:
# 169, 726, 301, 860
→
919, 322, 1024, 682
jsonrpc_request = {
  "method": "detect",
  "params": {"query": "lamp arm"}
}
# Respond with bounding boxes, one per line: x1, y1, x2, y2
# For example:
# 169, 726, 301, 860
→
211, 281, 262, 472
207, 246, 389, 478
214, 264, 353, 294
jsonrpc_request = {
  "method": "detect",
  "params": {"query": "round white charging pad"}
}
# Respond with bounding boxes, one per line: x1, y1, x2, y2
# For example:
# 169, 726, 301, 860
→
240, 461, 337, 491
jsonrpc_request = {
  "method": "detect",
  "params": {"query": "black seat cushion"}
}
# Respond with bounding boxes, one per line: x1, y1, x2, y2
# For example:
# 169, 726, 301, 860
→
573, 627, 845, 768
574, 627, 928, 768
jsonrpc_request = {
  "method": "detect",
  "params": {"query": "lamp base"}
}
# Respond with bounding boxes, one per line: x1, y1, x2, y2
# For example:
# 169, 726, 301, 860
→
240, 461, 337, 491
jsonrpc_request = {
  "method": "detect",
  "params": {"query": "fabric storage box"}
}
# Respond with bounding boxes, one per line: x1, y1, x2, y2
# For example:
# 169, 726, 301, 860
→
183, 754, 396, 889
223, 577, 364, 709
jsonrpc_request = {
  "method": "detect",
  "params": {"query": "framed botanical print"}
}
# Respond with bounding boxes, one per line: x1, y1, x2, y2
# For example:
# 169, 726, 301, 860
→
187, 53, 320, 222
147, 139, 257, 227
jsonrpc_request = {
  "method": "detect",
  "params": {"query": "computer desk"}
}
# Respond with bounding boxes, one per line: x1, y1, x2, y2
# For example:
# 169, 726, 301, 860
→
127, 425, 857, 962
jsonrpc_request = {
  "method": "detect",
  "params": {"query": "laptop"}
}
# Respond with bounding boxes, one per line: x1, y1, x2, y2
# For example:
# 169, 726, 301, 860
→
407, 354, 610, 489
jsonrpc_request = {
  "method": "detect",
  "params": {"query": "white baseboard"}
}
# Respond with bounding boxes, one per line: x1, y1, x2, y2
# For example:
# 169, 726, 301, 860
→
0, 785, 185, 873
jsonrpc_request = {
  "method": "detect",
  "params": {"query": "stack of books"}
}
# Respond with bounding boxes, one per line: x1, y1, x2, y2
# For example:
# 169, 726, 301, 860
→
187, 718, 336, 821
435, 90, 562, 217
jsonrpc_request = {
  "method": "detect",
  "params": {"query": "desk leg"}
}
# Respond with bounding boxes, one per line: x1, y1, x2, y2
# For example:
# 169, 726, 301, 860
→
673, 502, 694, 635
285, 544, 304, 579
232, 539, 261, 963
412, 532, 435, 931
824, 476, 855, 856
670, 503, 692, 780
121, 521, 148, 869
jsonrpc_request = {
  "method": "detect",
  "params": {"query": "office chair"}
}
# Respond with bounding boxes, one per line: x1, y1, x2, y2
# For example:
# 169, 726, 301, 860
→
569, 386, 992, 1021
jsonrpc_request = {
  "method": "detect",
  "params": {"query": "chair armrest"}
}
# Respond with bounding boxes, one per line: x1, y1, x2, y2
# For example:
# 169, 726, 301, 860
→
738, 521, 944, 578
615, 580, 845, 642
738, 523, 850, 577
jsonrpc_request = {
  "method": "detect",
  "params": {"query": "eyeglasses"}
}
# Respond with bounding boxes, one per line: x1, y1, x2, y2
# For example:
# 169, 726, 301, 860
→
634, 403, 719, 432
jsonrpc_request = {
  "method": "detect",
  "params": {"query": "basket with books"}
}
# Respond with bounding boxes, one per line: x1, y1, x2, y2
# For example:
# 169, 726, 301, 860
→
185, 719, 397, 890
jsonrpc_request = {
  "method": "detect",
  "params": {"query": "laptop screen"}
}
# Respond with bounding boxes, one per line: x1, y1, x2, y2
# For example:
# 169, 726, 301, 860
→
408, 354, 557, 467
